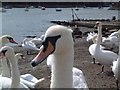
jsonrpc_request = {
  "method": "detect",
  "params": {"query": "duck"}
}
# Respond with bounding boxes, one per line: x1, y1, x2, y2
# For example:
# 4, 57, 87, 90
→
0, 46, 29, 89
0, 35, 18, 77
31, 25, 88, 89
91, 21, 118, 74
112, 30, 120, 89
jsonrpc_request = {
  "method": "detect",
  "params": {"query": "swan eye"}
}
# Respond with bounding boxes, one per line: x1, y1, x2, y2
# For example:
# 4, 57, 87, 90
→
20, 55, 24, 57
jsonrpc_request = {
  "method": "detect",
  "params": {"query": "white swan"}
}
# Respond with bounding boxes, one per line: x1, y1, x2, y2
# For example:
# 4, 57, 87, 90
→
0, 35, 18, 77
87, 31, 119, 50
31, 25, 88, 89
15, 53, 44, 88
86, 32, 98, 44
92, 21, 118, 73
0, 46, 29, 89
88, 34, 105, 64
112, 30, 120, 89
22, 38, 40, 51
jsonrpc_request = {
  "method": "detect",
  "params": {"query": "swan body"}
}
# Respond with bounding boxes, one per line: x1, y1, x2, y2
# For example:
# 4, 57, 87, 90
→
0, 35, 18, 77
111, 30, 120, 89
109, 31, 119, 38
86, 32, 98, 43
93, 22, 117, 69
87, 31, 119, 50
0, 46, 29, 89
0, 76, 29, 88
30, 37, 43, 45
20, 74, 44, 88
31, 25, 88, 89
101, 31, 119, 49
89, 44, 105, 56
22, 38, 40, 51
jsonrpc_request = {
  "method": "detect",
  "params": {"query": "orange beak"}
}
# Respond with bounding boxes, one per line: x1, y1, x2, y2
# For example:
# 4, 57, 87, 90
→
31, 41, 54, 67
9, 39, 18, 44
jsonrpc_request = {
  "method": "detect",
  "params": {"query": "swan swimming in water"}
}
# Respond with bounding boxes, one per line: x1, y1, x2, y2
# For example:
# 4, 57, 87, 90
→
0, 46, 29, 89
31, 25, 88, 89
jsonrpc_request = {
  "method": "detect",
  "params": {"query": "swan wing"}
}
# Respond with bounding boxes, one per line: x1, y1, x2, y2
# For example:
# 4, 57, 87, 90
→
0, 77, 29, 89
20, 74, 38, 83
73, 67, 88, 89
22, 41, 39, 50
73, 75, 88, 89
112, 60, 118, 79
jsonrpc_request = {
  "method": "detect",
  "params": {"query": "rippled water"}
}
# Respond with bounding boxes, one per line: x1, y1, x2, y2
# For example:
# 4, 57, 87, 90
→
1, 7, 119, 44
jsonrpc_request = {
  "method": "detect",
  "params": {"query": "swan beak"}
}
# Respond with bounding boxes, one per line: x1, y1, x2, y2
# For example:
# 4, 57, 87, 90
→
31, 41, 54, 67
9, 39, 18, 44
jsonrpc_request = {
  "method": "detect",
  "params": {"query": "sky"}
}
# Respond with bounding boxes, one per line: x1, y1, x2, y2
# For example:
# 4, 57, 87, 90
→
1, 0, 120, 2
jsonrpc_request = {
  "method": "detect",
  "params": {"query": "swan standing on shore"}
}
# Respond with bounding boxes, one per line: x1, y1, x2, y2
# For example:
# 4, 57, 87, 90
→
15, 53, 39, 88
0, 46, 29, 89
31, 25, 88, 89
0, 35, 18, 77
91, 21, 117, 74
112, 30, 120, 89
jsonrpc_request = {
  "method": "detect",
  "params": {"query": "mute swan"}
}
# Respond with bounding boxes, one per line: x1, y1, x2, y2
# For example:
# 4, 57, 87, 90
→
0, 46, 29, 89
88, 33, 105, 64
92, 21, 117, 74
22, 38, 40, 51
87, 31, 119, 50
15, 53, 44, 88
0, 35, 18, 77
31, 25, 88, 89
86, 32, 98, 44
112, 30, 120, 89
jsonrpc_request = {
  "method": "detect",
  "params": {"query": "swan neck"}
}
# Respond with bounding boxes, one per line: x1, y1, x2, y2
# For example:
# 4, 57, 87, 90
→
96, 26, 102, 46
8, 54, 20, 88
1, 58, 11, 77
51, 49, 74, 88
0, 39, 5, 47
118, 36, 120, 61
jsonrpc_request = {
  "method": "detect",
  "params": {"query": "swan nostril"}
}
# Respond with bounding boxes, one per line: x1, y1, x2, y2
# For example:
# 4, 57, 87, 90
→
31, 61, 37, 67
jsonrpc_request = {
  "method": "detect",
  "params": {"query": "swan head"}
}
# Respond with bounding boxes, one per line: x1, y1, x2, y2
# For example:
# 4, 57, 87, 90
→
31, 25, 74, 67
94, 21, 102, 28
15, 53, 25, 60
0, 46, 15, 60
0, 35, 18, 45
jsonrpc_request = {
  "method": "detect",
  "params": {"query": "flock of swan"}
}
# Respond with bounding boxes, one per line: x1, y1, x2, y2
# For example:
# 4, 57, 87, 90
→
0, 22, 119, 89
